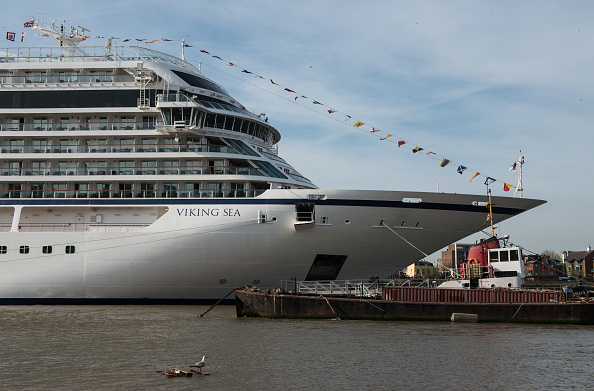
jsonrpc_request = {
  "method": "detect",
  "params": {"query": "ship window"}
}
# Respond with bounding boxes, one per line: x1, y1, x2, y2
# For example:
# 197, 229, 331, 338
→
142, 116, 156, 130
232, 118, 242, 132
25, 71, 46, 83
171, 69, 228, 95
215, 114, 226, 129
65, 245, 75, 254
19, 246, 29, 254
223, 116, 234, 130
500, 251, 509, 262
30, 183, 44, 198
140, 183, 155, 198
204, 113, 216, 128
510, 249, 519, 261
0, 246, 6, 254
489, 251, 499, 262
42, 245, 52, 254
163, 183, 178, 198
141, 139, 157, 152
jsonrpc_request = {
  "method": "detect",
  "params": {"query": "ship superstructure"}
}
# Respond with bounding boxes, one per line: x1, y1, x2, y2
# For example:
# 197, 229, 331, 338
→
0, 18, 545, 302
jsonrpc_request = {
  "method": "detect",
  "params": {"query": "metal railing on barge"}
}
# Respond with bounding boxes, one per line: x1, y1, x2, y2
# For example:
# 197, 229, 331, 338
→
280, 278, 433, 298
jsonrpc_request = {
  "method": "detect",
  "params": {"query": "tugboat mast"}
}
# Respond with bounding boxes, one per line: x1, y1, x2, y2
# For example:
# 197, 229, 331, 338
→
511, 150, 525, 198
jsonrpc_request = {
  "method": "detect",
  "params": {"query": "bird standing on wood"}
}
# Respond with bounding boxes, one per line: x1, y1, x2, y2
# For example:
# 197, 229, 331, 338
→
190, 355, 206, 372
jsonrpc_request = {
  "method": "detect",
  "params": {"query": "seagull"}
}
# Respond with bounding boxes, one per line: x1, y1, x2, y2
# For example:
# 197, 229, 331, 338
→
190, 355, 206, 372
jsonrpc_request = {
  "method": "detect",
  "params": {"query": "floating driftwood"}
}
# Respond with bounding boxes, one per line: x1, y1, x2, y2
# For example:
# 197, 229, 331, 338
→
156, 368, 193, 377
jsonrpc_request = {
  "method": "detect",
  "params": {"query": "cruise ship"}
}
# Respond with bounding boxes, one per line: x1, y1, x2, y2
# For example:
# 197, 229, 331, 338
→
0, 19, 545, 303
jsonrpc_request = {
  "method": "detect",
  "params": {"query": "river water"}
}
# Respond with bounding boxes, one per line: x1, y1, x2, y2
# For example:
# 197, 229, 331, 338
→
0, 305, 592, 390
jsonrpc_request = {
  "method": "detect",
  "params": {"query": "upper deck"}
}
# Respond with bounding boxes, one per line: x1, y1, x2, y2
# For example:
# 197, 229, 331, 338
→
0, 45, 201, 74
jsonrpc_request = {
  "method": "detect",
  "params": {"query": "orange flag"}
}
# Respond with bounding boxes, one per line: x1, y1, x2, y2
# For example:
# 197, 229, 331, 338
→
470, 172, 480, 182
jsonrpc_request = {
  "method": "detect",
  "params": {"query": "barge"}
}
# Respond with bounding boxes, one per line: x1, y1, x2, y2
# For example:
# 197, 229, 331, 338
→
234, 285, 594, 324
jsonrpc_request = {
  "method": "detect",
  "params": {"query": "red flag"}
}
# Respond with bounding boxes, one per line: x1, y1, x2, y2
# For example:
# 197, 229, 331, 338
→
397, 141, 405, 147
284, 88, 295, 93
370, 127, 380, 133
328, 109, 336, 114
228, 62, 235, 66
200, 50, 210, 54
503, 183, 512, 192
427, 151, 436, 155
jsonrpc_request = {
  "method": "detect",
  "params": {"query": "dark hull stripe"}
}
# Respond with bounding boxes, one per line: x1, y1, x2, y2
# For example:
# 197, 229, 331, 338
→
0, 198, 525, 216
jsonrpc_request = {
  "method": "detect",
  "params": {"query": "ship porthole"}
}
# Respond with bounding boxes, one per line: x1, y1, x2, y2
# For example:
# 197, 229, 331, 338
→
345, 220, 350, 224
253, 279, 260, 285
219, 279, 227, 284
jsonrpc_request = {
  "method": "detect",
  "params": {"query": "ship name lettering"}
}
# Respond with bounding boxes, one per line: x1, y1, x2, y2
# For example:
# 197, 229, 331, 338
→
176, 208, 240, 217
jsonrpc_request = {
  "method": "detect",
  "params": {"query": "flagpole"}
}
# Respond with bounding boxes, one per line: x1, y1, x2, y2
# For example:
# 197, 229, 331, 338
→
488, 189, 494, 237
181, 38, 185, 61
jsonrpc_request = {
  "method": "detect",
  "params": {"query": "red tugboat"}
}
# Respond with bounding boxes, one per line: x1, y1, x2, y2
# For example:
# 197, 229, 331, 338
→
438, 235, 526, 289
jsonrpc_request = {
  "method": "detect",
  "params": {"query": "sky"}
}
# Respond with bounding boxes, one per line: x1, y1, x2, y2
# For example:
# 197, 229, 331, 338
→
3, 0, 594, 258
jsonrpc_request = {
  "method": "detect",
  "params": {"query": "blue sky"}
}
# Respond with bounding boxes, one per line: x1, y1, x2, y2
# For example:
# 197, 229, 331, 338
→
4, 1, 594, 257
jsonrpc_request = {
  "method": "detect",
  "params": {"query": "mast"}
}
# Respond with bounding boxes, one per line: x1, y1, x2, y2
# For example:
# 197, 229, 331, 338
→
511, 150, 525, 198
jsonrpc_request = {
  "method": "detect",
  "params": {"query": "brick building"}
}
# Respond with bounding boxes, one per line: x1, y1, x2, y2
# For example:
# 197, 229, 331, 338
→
437, 243, 473, 271
523, 254, 563, 281
563, 249, 594, 279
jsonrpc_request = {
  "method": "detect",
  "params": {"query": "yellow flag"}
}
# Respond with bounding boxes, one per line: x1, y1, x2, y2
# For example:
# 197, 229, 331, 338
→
380, 134, 392, 140
353, 121, 365, 127
470, 172, 480, 182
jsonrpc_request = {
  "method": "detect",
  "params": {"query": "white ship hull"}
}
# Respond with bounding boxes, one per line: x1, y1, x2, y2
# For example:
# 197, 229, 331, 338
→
0, 189, 544, 302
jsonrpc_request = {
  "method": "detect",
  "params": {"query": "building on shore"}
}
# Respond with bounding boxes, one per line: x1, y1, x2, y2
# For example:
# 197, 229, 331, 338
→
404, 260, 439, 278
436, 243, 473, 271
562, 248, 594, 279
523, 254, 564, 281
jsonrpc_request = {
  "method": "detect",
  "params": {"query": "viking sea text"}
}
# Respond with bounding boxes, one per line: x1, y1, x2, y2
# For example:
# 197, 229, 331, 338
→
176, 208, 241, 217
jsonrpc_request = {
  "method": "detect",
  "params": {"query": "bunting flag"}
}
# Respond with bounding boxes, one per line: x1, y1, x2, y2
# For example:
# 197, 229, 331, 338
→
509, 162, 517, 171
118, 39, 514, 192
183, 43, 192, 47
485, 214, 492, 223
439, 158, 451, 167
21, 32, 25, 42
81, 36, 90, 41
6, 32, 15, 41
23, 20, 34, 28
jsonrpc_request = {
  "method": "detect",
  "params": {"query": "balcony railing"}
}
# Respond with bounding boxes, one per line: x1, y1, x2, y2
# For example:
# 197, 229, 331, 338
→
0, 143, 239, 154
0, 188, 265, 199
0, 121, 161, 132
0, 165, 263, 177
